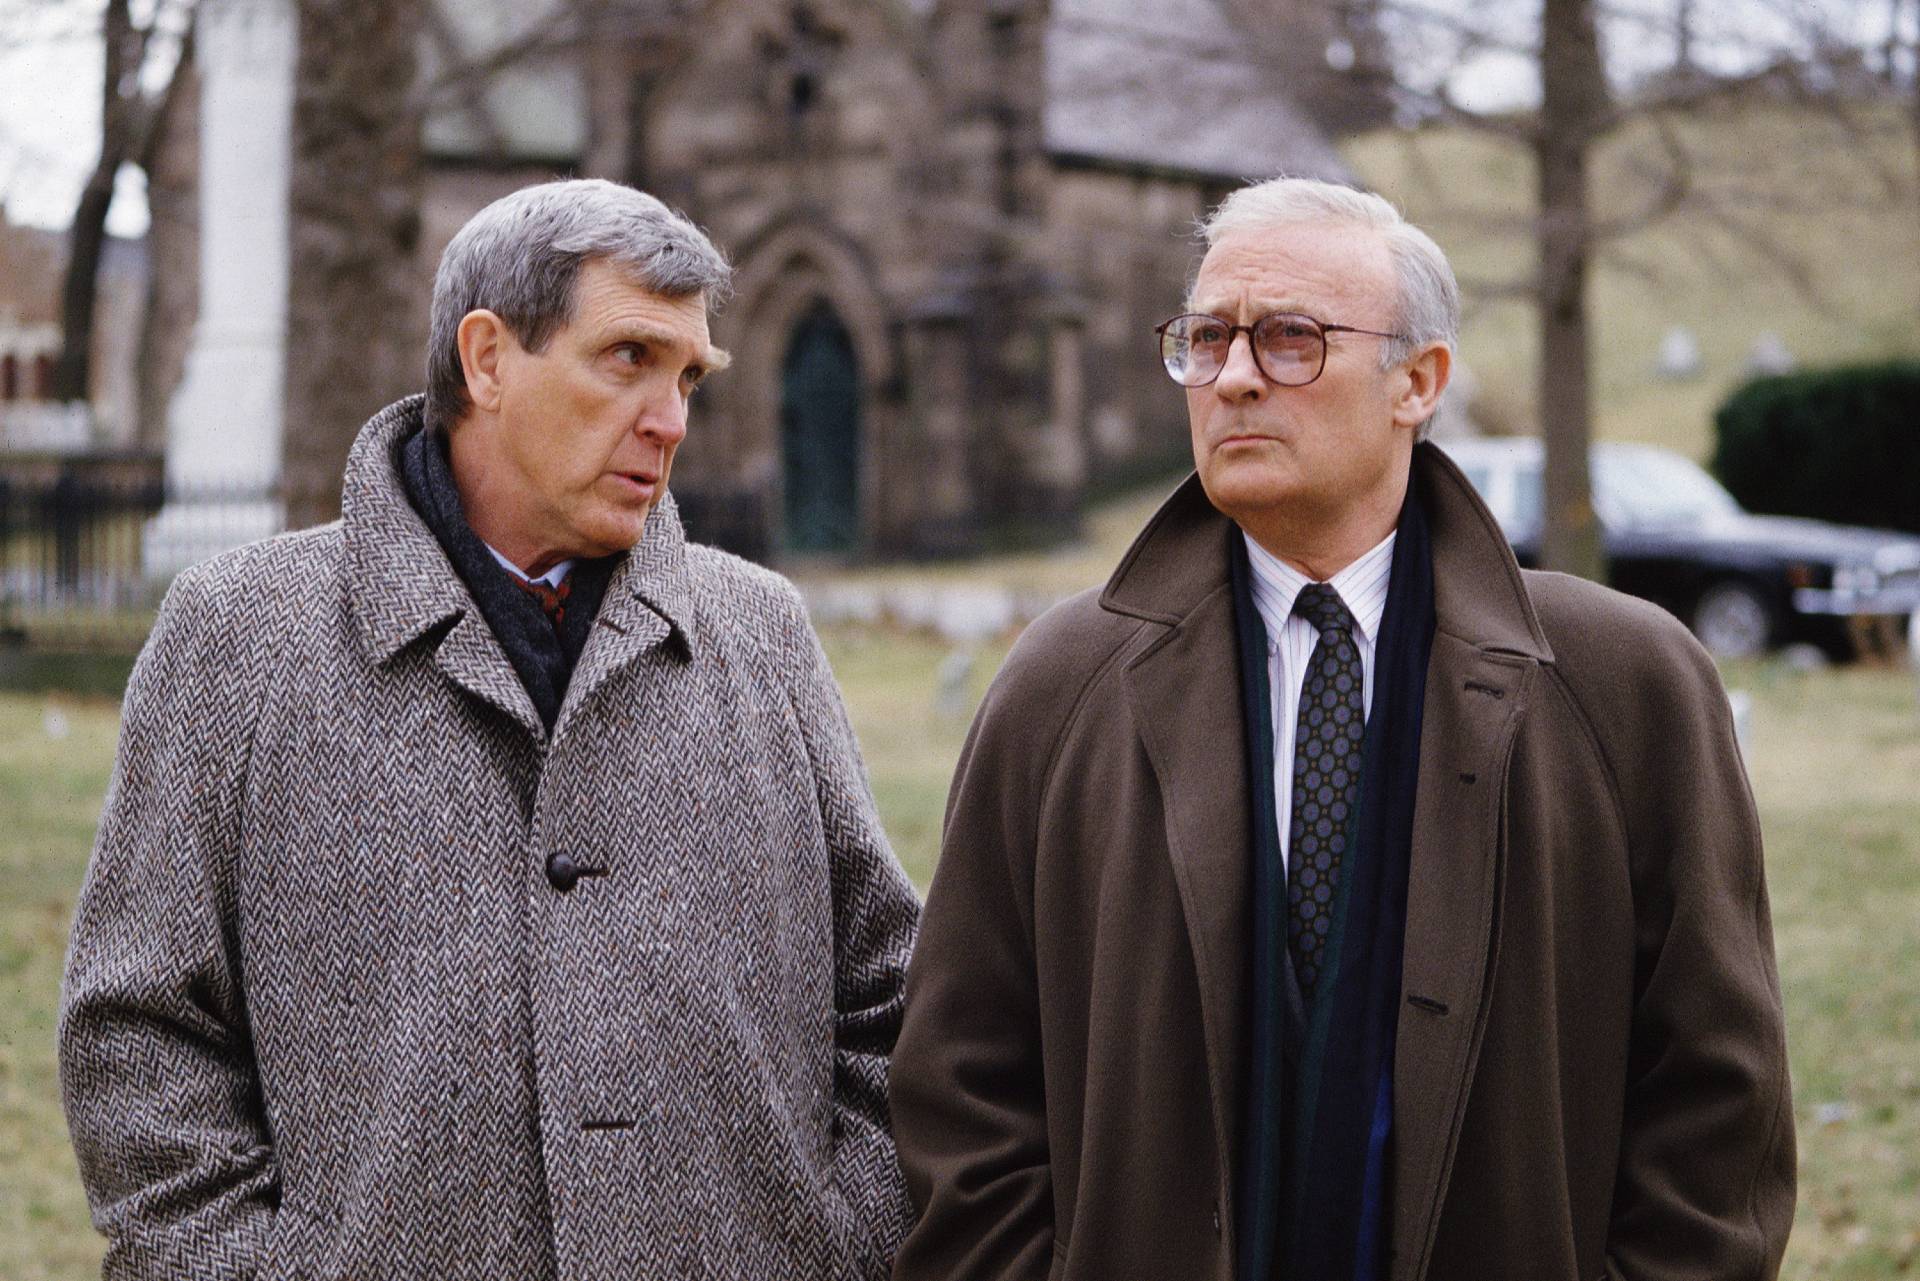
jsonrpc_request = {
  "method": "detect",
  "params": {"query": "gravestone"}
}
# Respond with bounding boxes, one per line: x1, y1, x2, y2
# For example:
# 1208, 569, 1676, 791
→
1745, 332, 1796, 378
1656, 326, 1702, 380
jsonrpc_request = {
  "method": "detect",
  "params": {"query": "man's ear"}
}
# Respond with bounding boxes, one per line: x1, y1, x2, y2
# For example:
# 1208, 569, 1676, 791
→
1392, 341, 1453, 432
457, 310, 511, 415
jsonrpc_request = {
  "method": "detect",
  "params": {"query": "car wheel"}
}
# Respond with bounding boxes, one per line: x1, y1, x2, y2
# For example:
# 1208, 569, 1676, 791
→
1692, 581, 1774, 659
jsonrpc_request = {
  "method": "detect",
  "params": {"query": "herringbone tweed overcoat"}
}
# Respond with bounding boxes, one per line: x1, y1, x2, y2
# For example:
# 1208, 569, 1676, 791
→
59, 397, 921, 1281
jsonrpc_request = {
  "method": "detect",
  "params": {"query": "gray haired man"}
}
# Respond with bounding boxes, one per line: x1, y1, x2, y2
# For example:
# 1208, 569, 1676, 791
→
890, 176, 1791, 1280
59, 178, 921, 1279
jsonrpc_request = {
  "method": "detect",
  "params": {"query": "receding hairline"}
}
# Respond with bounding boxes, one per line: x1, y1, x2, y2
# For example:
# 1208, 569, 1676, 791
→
1184, 218, 1401, 316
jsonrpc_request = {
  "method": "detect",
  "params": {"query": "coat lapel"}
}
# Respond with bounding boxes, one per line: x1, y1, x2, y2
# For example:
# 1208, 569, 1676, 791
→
1388, 446, 1555, 1279
338, 398, 545, 740
1106, 477, 1254, 1237
1123, 587, 1254, 1186
556, 494, 697, 743
1388, 632, 1531, 1278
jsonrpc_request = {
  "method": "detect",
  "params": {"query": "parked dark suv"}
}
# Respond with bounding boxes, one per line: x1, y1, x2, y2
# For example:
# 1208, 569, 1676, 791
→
1440, 437, 1920, 659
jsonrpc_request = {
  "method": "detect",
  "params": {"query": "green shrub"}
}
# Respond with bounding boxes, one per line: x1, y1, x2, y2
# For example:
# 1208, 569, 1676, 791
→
1711, 362, 1920, 534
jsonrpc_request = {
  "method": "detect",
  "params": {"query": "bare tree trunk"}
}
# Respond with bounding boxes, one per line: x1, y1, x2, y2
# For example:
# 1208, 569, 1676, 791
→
52, 0, 140, 404
1536, 0, 1607, 582
1909, 0, 1920, 314
282, 0, 426, 528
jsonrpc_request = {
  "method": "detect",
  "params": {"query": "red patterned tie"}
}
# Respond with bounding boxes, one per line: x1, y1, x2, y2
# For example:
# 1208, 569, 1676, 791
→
512, 575, 570, 634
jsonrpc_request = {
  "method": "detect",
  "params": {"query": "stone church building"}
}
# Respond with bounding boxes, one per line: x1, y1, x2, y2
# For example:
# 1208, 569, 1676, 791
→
153, 0, 1365, 566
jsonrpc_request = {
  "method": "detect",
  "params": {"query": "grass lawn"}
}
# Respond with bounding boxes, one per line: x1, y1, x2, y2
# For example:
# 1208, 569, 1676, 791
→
0, 693, 120, 1281
4, 646, 1918, 1277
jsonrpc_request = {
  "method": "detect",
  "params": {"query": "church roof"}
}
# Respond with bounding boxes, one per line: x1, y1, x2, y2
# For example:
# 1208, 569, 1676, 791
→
416, 0, 1344, 185
1044, 0, 1348, 183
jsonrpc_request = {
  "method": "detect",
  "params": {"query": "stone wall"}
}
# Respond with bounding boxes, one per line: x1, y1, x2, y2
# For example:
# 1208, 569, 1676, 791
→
1048, 165, 1217, 483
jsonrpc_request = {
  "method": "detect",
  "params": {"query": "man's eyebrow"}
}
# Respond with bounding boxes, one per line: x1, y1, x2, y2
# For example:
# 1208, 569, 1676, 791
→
1183, 296, 1308, 316
603, 323, 689, 351
601, 325, 729, 371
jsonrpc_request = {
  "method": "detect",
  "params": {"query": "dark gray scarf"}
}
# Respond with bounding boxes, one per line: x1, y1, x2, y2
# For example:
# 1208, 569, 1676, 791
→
398, 424, 618, 730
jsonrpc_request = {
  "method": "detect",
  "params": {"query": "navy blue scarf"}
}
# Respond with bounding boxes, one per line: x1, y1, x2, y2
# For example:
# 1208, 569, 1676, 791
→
1233, 484, 1436, 1281
398, 424, 618, 730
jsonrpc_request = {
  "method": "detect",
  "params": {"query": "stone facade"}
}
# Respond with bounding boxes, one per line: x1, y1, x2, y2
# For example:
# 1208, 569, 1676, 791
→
585, 0, 1350, 559
149, 0, 1354, 562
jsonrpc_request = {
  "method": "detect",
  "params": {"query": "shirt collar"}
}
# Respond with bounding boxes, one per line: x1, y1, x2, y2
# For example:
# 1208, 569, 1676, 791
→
1242, 527, 1396, 647
484, 541, 573, 589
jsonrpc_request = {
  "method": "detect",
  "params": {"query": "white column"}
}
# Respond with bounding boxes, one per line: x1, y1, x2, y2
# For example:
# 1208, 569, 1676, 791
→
145, 0, 295, 579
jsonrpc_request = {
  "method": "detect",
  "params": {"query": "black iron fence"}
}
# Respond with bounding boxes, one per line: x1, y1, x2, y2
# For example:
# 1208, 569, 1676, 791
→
0, 456, 275, 652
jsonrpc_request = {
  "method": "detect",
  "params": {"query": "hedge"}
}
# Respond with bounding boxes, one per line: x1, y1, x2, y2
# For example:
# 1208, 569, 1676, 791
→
1711, 361, 1920, 535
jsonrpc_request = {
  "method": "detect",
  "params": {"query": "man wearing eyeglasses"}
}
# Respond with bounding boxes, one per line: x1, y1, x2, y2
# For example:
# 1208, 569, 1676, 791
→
889, 177, 1794, 1281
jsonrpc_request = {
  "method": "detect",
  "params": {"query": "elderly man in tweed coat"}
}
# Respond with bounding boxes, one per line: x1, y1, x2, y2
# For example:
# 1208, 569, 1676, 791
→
59, 179, 920, 1280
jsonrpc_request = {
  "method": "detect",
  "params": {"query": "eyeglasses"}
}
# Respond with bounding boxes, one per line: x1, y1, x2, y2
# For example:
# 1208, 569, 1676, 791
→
1154, 311, 1406, 388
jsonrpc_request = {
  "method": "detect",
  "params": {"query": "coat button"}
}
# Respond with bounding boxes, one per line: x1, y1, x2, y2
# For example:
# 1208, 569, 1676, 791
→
546, 850, 580, 892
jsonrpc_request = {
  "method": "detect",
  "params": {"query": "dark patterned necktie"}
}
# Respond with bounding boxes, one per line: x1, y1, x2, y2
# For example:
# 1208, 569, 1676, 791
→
512, 574, 570, 634
1287, 582, 1365, 1000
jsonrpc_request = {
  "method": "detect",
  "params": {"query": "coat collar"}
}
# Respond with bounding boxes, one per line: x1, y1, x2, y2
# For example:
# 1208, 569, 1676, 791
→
341, 397, 699, 735
1101, 443, 1553, 665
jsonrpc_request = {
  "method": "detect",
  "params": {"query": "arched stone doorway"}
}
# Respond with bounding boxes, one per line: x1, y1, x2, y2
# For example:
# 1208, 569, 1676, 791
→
690, 219, 896, 560
779, 299, 862, 553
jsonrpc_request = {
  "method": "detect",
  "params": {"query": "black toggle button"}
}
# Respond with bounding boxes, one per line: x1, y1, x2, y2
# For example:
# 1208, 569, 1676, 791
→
546, 850, 581, 892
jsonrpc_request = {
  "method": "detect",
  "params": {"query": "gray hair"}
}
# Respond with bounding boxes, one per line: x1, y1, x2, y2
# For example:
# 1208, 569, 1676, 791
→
425, 178, 733, 433
1197, 176, 1460, 437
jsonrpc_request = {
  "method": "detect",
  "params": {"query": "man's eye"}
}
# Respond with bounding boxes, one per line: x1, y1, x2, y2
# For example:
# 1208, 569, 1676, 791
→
615, 344, 646, 365
1266, 318, 1317, 341
682, 367, 707, 393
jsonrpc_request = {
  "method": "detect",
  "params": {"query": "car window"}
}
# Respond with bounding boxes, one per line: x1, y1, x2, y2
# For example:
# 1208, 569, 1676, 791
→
1455, 461, 1495, 500
1513, 465, 1542, 534
1596, 450, 1742, 528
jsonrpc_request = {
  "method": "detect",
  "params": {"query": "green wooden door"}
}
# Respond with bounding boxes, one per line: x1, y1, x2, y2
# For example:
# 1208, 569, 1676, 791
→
780, 301, 862, 554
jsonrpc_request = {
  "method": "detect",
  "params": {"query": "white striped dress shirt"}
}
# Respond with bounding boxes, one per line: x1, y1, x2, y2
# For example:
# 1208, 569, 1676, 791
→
484, 542, 573, 588
1243, 529, 1396, 871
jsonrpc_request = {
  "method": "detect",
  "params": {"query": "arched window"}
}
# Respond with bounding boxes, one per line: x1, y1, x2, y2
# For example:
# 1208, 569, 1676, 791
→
33, 353, 56, 400
0, 353, 17, 402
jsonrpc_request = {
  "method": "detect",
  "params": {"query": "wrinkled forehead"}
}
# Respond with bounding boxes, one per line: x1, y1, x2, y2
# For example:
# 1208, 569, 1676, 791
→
1186, 222, 1395, 320
571, 258, 716, 349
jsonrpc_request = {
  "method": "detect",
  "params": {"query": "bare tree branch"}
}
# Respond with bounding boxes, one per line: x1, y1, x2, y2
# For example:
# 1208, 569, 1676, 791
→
1589, 108, 1692, 243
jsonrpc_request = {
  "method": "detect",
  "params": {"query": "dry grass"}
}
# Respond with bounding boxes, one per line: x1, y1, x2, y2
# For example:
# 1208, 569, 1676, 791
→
5, 657, 1917, 1276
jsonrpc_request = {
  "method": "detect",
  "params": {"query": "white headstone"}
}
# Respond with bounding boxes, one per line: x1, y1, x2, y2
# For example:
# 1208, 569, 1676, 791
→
144, 0, 296, 580
1656, 326, 1702, 380
1745, 332, 1796, 378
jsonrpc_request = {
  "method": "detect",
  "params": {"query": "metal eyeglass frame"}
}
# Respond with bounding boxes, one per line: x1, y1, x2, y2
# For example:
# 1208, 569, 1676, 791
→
1154, 311, 1406, 388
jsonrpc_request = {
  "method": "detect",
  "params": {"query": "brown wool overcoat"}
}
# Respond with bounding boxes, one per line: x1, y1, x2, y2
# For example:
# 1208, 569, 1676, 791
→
58, 397, 921, 1280
891, 444, 1795, 1281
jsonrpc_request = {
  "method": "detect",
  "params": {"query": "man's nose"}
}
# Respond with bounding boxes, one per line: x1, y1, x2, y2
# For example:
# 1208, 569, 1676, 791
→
636, 389, 690, 444
1213, 332, 1267, 401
